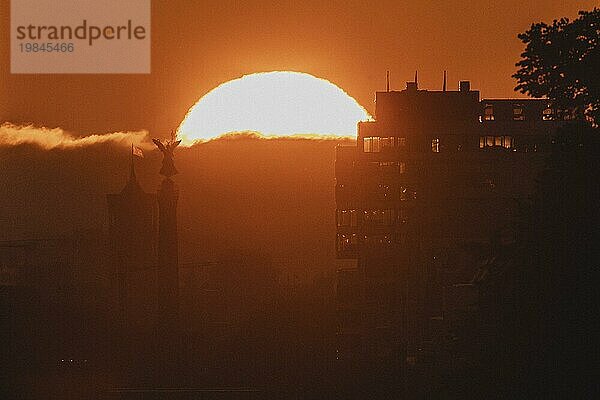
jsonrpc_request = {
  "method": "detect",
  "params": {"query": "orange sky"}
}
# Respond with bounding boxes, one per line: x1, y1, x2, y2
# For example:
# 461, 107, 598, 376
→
0, 0, 596, 138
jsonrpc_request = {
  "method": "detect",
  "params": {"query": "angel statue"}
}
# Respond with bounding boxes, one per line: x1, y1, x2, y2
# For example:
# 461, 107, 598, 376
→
152, 131, 181, 177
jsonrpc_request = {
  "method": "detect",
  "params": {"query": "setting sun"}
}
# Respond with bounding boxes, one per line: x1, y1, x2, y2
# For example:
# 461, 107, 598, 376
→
177, 71, 370, 143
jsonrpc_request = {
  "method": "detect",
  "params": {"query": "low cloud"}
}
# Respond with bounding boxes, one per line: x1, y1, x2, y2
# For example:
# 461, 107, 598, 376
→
181, 130, 356, 146
1, 124, 356, 150
0, 123, 151, 150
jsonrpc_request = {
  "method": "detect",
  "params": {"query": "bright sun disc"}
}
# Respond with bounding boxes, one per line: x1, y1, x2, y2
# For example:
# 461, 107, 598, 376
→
177, 71, 370, 143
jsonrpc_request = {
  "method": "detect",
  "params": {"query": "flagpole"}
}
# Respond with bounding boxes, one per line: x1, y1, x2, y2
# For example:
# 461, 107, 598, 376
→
130, 143, 135, 180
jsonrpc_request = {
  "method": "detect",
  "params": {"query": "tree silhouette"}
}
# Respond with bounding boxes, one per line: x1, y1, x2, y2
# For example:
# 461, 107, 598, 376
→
473, 9, 600, 396
513, 8, 600, 125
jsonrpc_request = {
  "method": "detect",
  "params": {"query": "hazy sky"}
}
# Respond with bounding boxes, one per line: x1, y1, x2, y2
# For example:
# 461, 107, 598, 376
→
0, 0, 596, 138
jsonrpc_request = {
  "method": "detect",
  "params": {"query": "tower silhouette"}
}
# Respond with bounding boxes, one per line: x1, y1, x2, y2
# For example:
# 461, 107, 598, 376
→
107, 160, 157, 330
156, 177, 179, 335
152, 136, 182, 382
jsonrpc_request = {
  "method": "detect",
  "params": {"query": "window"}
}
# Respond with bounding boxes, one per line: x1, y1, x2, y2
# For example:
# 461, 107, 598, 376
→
376, 184, 392, 200
380, 137, 394, 150
367, 161, 406, 174
363, 209, 395, 226
337, 210, 358, 227
398, 208, 408, 224
363, 137, 380, 152
542, 106, 555, 121
395, 232, 406, 244
399, 162, 406, 174
480, 135, 513, 149
364, 136, 402, 152
513, 104, 525, 121
337, 233, 358, 252
431, 138, 440, 153
399, 186, 417, 201
560, 109, 576, 121
363, 234, 393, 247
379, 162, 397, 174
483, 104, 495, 121
485, 178, 496, 189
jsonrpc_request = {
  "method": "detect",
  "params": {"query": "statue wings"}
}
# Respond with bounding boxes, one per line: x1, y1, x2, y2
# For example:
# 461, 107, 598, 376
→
152, 138, 166, 152
152, 138, 180, 152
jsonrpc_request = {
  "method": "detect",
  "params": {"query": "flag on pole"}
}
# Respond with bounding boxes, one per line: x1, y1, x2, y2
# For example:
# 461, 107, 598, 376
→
132, 145, 144, 158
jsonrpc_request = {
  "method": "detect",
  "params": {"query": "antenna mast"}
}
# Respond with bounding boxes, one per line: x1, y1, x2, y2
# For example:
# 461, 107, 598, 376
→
443, 70, 447, 92
386, 70, 390, 92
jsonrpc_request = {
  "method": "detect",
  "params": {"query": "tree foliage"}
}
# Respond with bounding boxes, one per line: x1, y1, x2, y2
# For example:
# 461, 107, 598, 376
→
513, 8, 600, 125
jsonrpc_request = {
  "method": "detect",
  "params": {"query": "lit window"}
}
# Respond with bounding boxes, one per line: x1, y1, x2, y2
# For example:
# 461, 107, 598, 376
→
337, 233, 358, 252
399, 162, 406, 174
363, 137, 381, 152
483, 104, 495, 121
483, 178, 496, 190
399, 187, 416, 201
513, 104, 525, 121
542, 106, 554, 121
480, 135, 512, 149
560, 109, 576, 121
431, 138, 440, 153
397, 137, 407, 147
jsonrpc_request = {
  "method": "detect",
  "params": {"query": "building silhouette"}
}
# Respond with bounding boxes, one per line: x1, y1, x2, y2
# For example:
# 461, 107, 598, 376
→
0, 238, 75, 372
155, 176, 181, 379
334, 78, 565, 364
157, 178, 179, 330
107, 160, 158, 332
106, 152, 183, 382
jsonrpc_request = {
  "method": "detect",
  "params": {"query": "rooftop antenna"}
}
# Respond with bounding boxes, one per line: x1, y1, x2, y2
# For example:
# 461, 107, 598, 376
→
414, 70, 418, 89
443, 70, 447, 92
386, 70, 390, 92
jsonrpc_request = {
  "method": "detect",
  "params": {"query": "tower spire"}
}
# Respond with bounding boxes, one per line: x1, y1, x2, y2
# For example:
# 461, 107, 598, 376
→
414, 70, 418, 90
